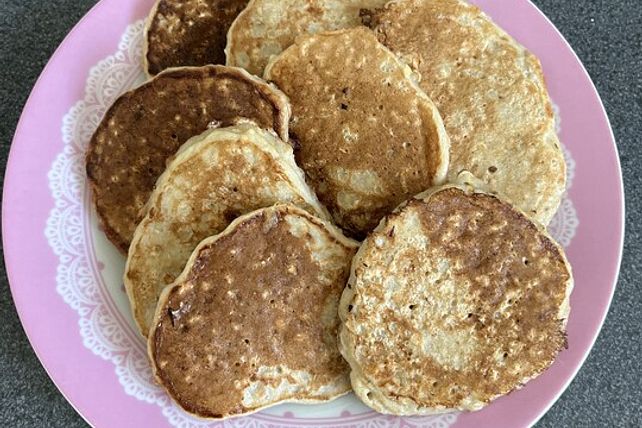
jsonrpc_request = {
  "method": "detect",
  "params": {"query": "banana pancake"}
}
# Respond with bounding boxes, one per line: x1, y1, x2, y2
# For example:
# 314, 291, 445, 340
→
145, 0, 249, 75
339, 184, 573, 414
226, 0, 388, 76
264, 27, 450, 238
364, 0, 566, 225
149, 205, 359, 419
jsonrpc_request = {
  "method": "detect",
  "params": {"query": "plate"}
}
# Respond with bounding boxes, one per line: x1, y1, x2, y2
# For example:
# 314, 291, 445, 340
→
3, 0, 624, 427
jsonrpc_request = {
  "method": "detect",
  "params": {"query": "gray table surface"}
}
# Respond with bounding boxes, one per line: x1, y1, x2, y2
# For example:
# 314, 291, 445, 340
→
1, 1, 640, 427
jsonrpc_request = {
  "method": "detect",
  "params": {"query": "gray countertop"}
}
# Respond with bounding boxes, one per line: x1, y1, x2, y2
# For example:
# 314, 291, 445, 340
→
1, 1, 640, 426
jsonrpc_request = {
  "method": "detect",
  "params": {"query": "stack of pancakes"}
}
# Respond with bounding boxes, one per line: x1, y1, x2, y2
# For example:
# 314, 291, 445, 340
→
87, 0, 573, 420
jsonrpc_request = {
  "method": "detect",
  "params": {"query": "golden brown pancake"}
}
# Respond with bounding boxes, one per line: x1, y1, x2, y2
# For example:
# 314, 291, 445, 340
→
125, 123, 328, 336
149, 205, 359, 419
339, 184, 573, 415
364, 0, 566, 225
225, 0, 388, 76
86, 65, 290, 253
145, 0, 249, 76
264, 27, 449, 239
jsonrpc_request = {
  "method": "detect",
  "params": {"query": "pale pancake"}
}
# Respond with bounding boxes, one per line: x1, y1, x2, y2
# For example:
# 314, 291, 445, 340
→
125, 124, 328, 336
86, 65, 290, 253
339, 184, 573, 415
225, 0, 388, 76
145, 0, 249, 76
149, 205, 359, 419
264, 27, 450, 238
364, 0, 566, 225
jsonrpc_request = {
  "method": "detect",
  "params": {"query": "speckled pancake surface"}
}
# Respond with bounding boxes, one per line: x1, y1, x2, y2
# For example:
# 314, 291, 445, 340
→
86, 65, 290, 253
145, 0, 249, 75
149, 205, 359, 419
125, 124, 327, 336
225, 0, 388, 76
365, 0, 566, 225
264, 27, 449, 238
339, 185, 573, 415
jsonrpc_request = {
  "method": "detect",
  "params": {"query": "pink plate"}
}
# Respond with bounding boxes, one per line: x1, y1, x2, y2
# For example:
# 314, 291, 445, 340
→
3, 0, 624, 427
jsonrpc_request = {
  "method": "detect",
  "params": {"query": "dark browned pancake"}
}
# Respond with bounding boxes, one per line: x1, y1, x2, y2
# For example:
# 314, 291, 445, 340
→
339, 184, 573, 414
145, 0, 249, 75
86, 65, 290, 253
149, 205, 359, 419
264, 28, 449, 239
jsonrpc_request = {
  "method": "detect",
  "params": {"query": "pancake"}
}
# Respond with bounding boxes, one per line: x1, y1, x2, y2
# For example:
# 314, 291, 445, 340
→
145, 0, 249, 76
264, 27, 450, 239
148, 205, 359, 419
338, 184, 573, 414
125, 123, 328, 336
86, 65, 290, 253
364, 0, 566, 225
225, 0, 388, 76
